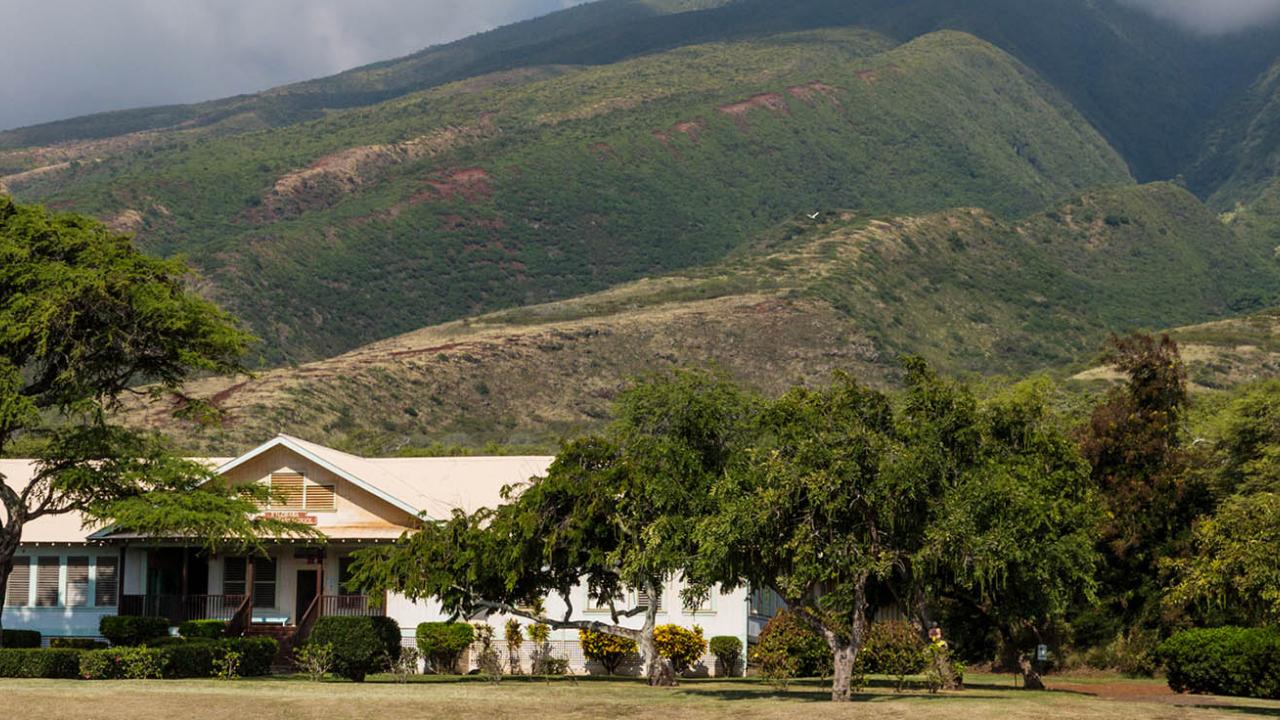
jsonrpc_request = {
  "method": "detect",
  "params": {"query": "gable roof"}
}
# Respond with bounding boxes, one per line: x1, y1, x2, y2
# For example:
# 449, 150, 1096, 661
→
2, 436, 554, 545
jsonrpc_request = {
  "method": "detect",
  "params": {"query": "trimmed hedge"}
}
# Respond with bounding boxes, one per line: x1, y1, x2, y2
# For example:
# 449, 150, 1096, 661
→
859, 621, 927, 678
50, 638, 108, 650
179, 620, 227, 640
1158, 627, 1280, 699
417, 622, 474, 674
1, 629, 42, 648
310, 616, 401, 682
0, 648, 82, 678
99, 616, 170, 647
709, 636, 742, 677
79, 637, 277, 680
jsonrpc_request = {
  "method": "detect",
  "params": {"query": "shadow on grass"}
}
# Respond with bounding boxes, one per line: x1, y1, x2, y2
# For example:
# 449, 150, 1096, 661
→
1183, 704, 1280, 717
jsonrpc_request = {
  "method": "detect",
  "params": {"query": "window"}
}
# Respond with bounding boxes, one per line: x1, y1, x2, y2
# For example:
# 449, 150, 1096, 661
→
224, 556, 277, 608
66, 557, 90, 607
35, 557, 60, 606
95, 557, 118, 607
304, 484, 336, 512
636, 586, 663, 612
338, 556, 358, 595
223, 557, 247, 596
269, 472, 304, 509
683, 587, 714, 614
750, 587, 784, 617
269, 472, 336, 512
4, 558, 29, 606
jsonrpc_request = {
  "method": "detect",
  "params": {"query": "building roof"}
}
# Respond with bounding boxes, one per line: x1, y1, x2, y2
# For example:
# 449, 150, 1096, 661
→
1, 436, 553, 545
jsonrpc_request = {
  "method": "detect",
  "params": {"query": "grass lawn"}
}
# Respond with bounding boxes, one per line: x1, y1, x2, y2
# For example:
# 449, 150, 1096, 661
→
4, 673, 1279, 720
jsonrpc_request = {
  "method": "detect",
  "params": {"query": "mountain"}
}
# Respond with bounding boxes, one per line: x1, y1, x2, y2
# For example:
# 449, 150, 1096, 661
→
117, 183, 1279, 453
4, 0, 1277, 183
1, 29, 1130, 363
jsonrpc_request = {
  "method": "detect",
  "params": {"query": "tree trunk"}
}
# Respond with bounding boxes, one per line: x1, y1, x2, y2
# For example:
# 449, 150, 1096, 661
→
827, 578, 869, 702
639, 581, 677, 687
0, 556, 8, 648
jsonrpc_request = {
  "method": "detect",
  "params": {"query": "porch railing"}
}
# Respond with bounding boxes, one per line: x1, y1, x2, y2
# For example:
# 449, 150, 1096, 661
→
318, 594, 386, 618
119, 594, 248, 625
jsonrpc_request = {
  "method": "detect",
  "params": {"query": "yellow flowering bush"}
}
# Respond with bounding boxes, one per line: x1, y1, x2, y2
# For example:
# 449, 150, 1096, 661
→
655, 624, 706, 673
578, 629, 638, 675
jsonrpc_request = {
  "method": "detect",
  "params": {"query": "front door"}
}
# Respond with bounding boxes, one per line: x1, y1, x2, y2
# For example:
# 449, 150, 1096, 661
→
296, 569, 319, 622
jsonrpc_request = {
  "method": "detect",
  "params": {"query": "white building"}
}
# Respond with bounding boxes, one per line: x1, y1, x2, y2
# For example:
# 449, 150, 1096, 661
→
1, 435, 773, 675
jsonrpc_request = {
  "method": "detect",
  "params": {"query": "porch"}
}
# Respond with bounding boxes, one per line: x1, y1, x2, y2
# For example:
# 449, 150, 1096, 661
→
116, 545, 384, 647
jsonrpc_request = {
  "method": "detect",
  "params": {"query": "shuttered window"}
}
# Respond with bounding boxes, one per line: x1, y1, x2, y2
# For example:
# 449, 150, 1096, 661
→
95, 557, 118, 607
304, 484, 336, 512
66, 557, 90, 607
224, 556, 276, 608
5, 558, 30, 606
35, 557, 60, 606
253, 557, 277, 609
270, 473, 305, 509
636, 586, 662, 612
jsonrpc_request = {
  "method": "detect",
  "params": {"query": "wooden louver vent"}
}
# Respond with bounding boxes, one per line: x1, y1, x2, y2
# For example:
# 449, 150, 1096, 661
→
270, 472, 305, 509
4, 559, 29, 606
95, 557, 118, 607
304, 484, 336, 511
35, 557, 60, 606
66, 557, 90, 607
636, 587, 662, 611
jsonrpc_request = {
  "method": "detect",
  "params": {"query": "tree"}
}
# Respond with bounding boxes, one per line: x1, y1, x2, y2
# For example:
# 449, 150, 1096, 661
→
690, 370, 902, 701
351, 368, 754, 685
1077, 333, 1210, 631
0, 197, 308, 646
691, 365, 1100, 700
1166, 492, 1280, 626
918, 379, 1102, 689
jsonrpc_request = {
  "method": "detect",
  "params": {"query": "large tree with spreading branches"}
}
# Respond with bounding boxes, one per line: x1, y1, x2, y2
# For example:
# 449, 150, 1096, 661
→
0, 196, 311, 645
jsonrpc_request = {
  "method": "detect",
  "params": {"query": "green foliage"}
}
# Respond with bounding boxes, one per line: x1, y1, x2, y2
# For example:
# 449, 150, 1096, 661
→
858, 621, 925, 689
49, 638, 107, 650
80, 646, 167, 680
78, 638, 274, 680
216, 637, 277, 677
578, 630, 639, 675
294, 642, 335, 682
750, 611, 832, 678
473, 623, 503, 681
504, 619, 524, 675
708, 636, 742, 676
415, 622, 474, 674
1158, 627, 1280, 699
1, 630, 41, 648
0, 648, 83, 678
178, 620, 227, 640
1167, 492, 1280, 626
99, 616, 170, 647
309, 616, 400, 682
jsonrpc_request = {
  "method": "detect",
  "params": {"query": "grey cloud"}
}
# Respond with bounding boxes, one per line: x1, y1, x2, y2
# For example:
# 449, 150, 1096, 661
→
0, 0, 584, 131
1119, 0, 1280, 34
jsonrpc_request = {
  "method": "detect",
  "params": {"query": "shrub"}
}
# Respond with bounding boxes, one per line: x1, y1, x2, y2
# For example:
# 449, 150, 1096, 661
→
654, 624, 706, 673
159, 640, 219, 679
709, 636, 742, 677
50, 638, 108, 650
387, 647, 420, 683
473, 623, 502, 682
179, 620, 227, 640
578, 629, 638, 675
81, 647, 167, 679
1158, 627, 1280, 699
527, 623, 561, 676
99, 616, 170, 647
504, 619, 524, 675
216, 637, 277, 677
751, 610, 832, 677
1, 630, 42, 648
859, 620, 926, 690
0, 648, 83, 678
295, 642, 335, 682
416, 622, 474, 674
311, 616, 400, 682
214, 651, 241, 680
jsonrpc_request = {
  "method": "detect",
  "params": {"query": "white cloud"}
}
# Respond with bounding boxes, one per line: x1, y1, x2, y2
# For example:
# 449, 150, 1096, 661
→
1119, 0, 1280, 35
0, 0, 586, 130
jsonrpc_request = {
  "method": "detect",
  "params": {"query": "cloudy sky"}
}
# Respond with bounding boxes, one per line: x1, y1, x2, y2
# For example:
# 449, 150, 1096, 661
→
3, 0, 1279, 132
0, 0, 584, 131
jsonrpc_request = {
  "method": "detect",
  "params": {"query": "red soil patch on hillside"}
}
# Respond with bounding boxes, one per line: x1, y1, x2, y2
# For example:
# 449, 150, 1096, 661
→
787, 82, 842, 107
857, 65, 901, 85
718, 93, 790, 131
424, 167, 492, 202
588, 142, 617, 160
653, 120, 706, 156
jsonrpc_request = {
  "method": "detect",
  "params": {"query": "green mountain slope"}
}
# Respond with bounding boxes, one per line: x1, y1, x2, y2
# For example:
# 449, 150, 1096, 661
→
3, 30, 1131, 363
119, 182, 1278, 453
4, 0, 1277, 183
1193, 59, 1280, 209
